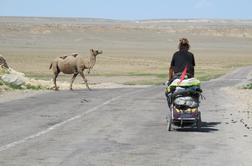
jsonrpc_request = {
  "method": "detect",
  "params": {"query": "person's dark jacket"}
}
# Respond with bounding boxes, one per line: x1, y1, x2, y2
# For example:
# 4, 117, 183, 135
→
171, 50, 195, 77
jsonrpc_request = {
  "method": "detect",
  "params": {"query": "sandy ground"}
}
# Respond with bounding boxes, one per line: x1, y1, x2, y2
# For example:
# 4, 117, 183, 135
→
221, 70, 252, 129
223, 87, 252, 129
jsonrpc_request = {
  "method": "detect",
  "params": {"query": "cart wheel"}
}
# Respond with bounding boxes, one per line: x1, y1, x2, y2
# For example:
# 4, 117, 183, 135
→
167, 116, 172, 131
196, 112, 201, 130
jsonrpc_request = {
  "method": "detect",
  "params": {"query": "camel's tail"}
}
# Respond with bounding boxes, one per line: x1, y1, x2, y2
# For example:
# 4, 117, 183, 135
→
49, 63, 52, 70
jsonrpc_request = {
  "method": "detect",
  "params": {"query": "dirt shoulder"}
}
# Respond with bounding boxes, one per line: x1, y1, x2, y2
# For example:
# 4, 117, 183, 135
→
223, 87, 252, 129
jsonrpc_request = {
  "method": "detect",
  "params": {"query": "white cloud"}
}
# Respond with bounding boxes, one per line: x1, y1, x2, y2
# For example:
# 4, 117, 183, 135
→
194, 0, 212, 9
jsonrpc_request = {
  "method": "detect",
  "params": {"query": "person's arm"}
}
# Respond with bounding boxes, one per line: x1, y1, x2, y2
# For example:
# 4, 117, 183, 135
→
169, 54, 175, 80
192, 53, 195, 77
192, 53, 195, 67
169, 66, 174, 81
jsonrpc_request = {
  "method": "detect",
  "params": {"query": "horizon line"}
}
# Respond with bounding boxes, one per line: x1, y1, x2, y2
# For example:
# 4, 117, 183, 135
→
0, 15, 252, 21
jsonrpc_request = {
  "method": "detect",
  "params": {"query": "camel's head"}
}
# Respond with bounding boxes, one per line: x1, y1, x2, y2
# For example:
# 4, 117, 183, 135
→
90, 49, 103, 56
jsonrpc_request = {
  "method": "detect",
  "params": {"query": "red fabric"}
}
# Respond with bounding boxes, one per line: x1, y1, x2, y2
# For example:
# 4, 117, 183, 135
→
179, 64, 188, 84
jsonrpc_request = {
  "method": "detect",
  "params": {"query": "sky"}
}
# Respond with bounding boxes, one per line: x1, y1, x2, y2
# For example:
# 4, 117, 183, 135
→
0, 0, 252, 20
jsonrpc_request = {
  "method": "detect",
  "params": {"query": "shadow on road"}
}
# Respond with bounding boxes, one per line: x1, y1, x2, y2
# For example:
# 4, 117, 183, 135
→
175, 121, 221, 133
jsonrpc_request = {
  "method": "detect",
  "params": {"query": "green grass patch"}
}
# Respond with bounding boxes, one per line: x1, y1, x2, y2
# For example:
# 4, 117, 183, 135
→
128, 72, 167, 78
0, 79, 4, 86
124, 79, 164, 85
0, 79, 44, 91
25, 83, 44, 90
18, 67, 237, 86
25, 73, 52, 80
3, 82, 23, 90
0, 68, 9, 75
127, 71, 225, 84
124, 72, 167, 85
197, 73, 224, 81
243, 83, 252, 89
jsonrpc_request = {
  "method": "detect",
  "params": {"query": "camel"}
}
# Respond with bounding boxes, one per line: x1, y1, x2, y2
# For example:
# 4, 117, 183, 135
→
49, 49, 103, 90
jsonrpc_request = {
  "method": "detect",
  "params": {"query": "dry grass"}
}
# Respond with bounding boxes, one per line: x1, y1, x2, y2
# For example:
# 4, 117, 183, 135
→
4, 50, 252, 85
1, 17, 252, 85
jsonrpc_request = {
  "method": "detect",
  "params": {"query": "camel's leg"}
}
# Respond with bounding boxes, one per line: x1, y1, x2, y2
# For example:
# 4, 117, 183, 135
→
79, 71, 91, 90
53, 72, 59, 91
70, 73, 78, 90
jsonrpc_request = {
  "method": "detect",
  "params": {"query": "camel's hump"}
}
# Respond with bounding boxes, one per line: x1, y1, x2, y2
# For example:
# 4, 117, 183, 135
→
71, 53, 78, 57
59, 55, 68, 59
59, 53, 78, 60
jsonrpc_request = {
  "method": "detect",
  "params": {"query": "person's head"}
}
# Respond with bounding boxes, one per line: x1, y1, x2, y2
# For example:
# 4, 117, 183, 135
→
178, 38, 190, 51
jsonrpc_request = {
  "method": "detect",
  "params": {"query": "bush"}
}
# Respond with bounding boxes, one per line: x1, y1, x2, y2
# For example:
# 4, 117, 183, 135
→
243, 83, 252, 89
0, 78, 45, 91
25, 83, 43, 90
6, 82, 23, 89
0, 79, 4, 86
0, 67, 9, 76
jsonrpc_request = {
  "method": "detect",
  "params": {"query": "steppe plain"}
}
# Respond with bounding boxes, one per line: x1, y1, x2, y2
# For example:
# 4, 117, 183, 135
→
1, 17, 252, 86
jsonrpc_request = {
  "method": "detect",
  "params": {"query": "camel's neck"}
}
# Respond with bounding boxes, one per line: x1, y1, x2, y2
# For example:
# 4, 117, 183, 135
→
88, 55, 96, 68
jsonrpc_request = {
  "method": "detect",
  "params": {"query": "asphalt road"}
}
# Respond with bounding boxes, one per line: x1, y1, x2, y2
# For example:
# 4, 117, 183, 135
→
0, 66, 252, 166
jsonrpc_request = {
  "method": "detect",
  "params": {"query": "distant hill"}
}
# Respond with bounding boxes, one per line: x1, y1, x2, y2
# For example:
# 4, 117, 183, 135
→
0, 16, 251, 38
